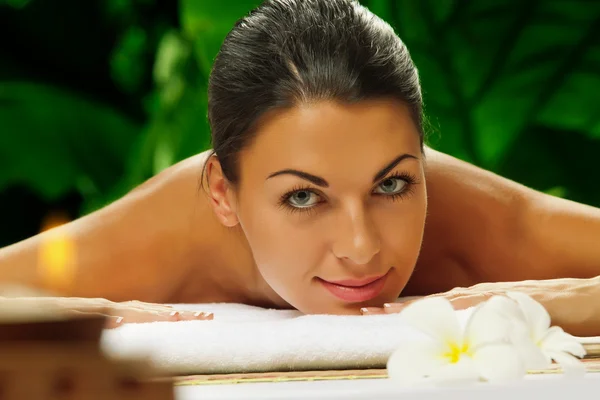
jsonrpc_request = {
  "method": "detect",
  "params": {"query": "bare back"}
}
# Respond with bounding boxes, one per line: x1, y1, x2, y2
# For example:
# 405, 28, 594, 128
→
2, 148, 599, 305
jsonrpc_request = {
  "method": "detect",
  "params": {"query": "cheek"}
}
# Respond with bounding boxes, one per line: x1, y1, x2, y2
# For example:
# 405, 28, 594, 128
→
376, 189, 428, 272
379, 201, 426, 247
237, 198, 324, 293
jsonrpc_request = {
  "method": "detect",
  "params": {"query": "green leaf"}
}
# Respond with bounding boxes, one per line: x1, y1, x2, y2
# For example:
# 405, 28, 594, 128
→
498, 125, 600, 206
101, 25, 211, 205
362, 0, 391, 22
0, 82, 140, 201
180, 0, 261, 75
180, 0, 260, 38
146, 84, 211, 176
545, 186, 567, 199
2, 0, 31, 9
385, 0, 600, 172
536, 71, 600, 138
153, 31, 192, 88
110, 26, 149, 94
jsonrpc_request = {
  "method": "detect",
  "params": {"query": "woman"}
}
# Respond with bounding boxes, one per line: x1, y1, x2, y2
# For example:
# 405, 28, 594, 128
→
2, 0, 600, 335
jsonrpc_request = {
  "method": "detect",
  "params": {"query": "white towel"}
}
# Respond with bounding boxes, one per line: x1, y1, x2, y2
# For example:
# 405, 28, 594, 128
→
100, 302, 474, 375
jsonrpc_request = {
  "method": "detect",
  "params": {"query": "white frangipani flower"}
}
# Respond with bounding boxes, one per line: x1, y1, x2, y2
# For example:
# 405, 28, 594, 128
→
504, 292, 587, 376
387, 297, 526, 385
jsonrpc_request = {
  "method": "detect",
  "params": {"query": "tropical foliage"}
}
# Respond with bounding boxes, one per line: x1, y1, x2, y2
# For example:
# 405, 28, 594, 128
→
1, 0, 599, 246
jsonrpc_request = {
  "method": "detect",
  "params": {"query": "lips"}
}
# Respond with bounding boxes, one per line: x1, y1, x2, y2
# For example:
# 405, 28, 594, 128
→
319, 271, 389, 303
326, 275, 385, 288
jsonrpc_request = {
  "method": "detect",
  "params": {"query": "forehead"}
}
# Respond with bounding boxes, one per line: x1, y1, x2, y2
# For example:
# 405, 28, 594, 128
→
238, 99, 422, 182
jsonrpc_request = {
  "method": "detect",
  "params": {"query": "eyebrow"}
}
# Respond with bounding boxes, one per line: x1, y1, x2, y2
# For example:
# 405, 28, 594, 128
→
372, 153, 419, 182
266, 153, 418, 187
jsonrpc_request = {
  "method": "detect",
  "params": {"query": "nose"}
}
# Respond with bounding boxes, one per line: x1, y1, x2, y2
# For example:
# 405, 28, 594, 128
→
331, 203, 380, 265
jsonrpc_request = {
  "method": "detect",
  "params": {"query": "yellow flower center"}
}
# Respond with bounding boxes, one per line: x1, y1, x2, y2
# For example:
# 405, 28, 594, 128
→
444, 342, 470, 364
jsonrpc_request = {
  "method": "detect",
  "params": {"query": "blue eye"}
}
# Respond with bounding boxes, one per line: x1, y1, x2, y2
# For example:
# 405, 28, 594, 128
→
374, 177, 407, 195
288, 190, 320, 208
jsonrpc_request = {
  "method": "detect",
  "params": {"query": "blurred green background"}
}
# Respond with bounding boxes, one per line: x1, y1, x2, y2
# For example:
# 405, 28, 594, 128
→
1, 0, 599, 247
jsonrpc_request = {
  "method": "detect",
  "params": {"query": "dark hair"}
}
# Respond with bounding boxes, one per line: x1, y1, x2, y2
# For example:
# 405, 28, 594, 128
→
207, 0, 424, 185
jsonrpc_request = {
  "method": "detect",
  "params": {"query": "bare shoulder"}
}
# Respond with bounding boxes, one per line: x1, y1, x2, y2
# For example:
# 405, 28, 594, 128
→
0, 150, 253, 303
404, 147, 535, 295
149, 151, 258, 304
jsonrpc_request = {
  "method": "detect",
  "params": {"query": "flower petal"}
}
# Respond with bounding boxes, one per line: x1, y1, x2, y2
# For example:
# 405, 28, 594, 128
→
511, 333, 552, 371
545, 350, 586, 378
429, 357, 481, 386
472, 343, 527, 383
541, 326, 586, 358
480, 295, 526, 321
465, 297, 516, 348
506, 292, 551, 340
387, 338, 448, 384
398, 297, 462, 344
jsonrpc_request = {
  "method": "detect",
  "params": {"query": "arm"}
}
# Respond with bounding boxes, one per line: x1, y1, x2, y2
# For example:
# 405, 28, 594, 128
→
0, 152, 216, 302
370, 277, 600, 336
0, 297, 213, 327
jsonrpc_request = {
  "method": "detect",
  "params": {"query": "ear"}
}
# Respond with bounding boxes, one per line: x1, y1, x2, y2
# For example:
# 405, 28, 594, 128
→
206, 156, 239, 227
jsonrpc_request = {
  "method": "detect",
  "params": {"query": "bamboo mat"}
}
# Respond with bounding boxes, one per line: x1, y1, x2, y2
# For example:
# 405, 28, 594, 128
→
168, 346, 600, 386
170, 362, 600, 386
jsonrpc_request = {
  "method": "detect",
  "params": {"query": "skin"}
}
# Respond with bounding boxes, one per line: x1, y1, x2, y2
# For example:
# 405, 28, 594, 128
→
208, 100, 427, 314
0, 296, 213, 328
1, 99, 600, 334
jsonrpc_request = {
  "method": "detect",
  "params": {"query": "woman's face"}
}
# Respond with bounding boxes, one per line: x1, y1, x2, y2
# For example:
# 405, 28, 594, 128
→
228, 99, 427, 314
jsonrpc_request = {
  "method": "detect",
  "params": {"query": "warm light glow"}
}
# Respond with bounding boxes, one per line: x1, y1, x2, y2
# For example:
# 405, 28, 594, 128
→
38, 213, 76, 290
